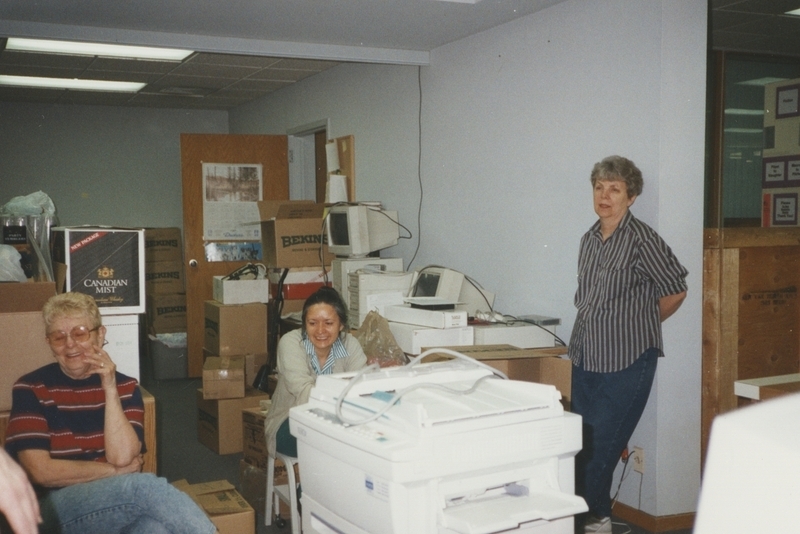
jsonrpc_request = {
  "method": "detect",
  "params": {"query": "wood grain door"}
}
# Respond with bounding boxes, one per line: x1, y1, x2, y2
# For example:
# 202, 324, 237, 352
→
181, 134, 288, 377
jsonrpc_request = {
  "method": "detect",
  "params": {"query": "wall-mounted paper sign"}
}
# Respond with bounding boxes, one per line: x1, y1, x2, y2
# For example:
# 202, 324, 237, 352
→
776, 84, 800, 119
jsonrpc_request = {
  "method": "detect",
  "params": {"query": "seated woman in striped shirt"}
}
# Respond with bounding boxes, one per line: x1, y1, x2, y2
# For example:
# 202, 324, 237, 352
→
569, 156, 688, 534
4, 292, 217, 534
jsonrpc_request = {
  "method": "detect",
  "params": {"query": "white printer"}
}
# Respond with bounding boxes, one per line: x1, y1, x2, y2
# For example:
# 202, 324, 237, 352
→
289, 353, 587, 534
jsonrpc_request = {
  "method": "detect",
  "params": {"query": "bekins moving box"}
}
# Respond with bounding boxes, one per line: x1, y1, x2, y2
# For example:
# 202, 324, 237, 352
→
0, 282, 57, 411
197, 388, 270, 454
145, 260, 185, 295
146, 292, 187, 333
203, 356, 246, 399
212, 276, 270, 305
257, 200, 334, 268
204, 301, 267, 356
173, 479, 255, 534
51, 227, 145, 315
144, 227, 183, 263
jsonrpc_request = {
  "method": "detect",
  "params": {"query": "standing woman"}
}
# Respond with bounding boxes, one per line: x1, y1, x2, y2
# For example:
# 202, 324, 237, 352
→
264, 287, 367, 458
569, 156, 688, 534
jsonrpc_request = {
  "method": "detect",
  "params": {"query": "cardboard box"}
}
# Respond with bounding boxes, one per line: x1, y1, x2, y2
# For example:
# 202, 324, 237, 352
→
145, 260, 185, 295
146, 292, 187, 333
258, 201, 334, 268
144, 227, 183, 263
238, 458, 297, 519
212, 276, 270, 305
51, 227, 145, 314
242, 406, 269, 468
0, 282, 57, 411
173, 479, 255, 534
197, 388, 270, 454
203, 356, 246, 399
388, 322, 474, 355
148, 333, 188, 380
203, 349, 267, 389
425, 344, 572, 409
204, 301, 267, 356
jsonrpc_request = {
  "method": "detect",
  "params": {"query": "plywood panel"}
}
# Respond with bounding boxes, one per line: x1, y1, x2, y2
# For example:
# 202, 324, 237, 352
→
737, 246, 800, 379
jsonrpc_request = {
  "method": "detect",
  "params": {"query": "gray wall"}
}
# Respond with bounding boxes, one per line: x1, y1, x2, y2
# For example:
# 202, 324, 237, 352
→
0, 103, 228, 228
230, 0, 706, 517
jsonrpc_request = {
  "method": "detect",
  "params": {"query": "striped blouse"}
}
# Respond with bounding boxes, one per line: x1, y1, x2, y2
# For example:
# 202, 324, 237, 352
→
4, 363, 145, 468
568, 211, 688, 373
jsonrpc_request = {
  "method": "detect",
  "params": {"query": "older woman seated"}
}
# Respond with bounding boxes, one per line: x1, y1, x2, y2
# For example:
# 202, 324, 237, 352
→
4, 292, 217, 534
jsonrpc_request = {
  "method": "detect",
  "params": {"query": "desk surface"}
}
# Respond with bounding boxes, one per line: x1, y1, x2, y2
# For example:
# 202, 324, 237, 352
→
734, 373, 800, 400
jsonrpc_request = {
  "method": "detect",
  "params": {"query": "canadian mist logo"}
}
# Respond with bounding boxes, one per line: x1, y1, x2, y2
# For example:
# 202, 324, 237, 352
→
84, 266, 129, 294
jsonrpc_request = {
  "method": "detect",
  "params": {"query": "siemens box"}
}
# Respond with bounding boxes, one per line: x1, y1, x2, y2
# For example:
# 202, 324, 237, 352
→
257, 201, 334, 268
51, 227, 145, 315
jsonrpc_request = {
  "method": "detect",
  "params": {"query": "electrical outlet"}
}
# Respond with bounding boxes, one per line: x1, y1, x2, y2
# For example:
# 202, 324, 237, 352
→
633, 446, 645, 474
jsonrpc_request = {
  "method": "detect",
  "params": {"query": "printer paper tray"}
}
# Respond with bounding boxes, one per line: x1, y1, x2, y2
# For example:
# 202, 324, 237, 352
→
441, 489, 588, 534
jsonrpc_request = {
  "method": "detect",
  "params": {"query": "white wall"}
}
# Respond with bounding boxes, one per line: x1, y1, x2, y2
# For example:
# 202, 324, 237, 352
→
0, 103, 228, 229
230, 0, 706, 517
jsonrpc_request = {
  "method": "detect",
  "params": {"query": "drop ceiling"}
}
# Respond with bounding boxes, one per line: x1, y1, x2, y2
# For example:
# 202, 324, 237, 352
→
0, 0, 799, 110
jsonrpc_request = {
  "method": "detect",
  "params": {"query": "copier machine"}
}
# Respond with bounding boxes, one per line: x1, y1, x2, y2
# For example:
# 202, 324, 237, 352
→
289, 351, 587, 534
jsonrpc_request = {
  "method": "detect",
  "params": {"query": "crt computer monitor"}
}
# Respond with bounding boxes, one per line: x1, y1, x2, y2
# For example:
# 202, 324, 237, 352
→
326, 204, 400, 258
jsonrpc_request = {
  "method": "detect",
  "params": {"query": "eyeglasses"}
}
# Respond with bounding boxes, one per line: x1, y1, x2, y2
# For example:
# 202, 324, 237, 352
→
46, 325, 100, 347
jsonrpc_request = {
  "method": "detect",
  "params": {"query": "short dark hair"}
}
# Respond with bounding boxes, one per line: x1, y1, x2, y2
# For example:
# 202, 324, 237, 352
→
301, 286, 348, 333
590, 155, 644, 198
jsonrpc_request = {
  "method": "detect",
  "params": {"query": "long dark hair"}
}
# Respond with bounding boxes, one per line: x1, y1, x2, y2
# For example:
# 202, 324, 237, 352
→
301, 286, 349, 334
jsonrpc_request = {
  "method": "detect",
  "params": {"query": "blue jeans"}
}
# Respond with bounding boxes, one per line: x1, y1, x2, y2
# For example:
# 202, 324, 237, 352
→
571, 348, 659, 519
38, 473, 216, 534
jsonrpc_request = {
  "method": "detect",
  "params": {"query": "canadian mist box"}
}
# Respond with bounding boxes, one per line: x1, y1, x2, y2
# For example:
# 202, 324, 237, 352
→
51, 227, 145, 314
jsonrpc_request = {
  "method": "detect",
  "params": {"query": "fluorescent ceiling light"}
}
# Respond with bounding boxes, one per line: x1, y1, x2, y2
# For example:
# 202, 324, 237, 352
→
786, 8, 800, 16
0, 75, 146, 92
724, 108, 765, 115
5, 38, 193, 61
737, 77, 789, 86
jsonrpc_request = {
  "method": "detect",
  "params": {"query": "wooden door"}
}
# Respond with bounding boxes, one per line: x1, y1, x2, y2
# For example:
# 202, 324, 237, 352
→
181, 134, 289, 377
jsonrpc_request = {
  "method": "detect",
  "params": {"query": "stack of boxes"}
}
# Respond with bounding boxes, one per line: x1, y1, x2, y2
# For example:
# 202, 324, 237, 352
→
199, 234, 271, 457
50, 227, 146, 380
143, 228, 188, 380
762, 77, 800, 227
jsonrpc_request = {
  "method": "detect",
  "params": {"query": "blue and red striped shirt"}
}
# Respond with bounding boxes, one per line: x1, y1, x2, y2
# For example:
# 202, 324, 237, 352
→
4, 363, 145, 465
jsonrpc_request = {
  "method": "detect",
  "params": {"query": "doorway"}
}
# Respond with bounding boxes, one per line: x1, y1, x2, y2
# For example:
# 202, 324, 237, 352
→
288, 119, 329, 202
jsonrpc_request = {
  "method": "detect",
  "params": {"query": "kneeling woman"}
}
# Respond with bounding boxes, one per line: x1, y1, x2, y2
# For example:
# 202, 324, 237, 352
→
264, 287, 367, 458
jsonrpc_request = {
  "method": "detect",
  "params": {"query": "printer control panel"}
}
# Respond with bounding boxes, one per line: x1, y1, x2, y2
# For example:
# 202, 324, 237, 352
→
305, 407, 389, 443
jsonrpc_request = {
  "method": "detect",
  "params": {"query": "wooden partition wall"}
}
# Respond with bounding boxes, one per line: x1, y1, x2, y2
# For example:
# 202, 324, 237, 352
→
702, 227, 800, 456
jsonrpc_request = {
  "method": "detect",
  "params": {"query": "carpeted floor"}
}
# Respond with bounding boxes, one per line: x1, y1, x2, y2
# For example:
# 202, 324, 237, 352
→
139, 374, 692, 534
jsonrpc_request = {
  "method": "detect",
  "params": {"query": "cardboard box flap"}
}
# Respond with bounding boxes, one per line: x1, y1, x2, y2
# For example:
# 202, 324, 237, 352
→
276, 202, 326, 220
0, 281, 56, 313
256, 200, 313, 221
173, 479, 252, 515
203, 356, 245, 374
